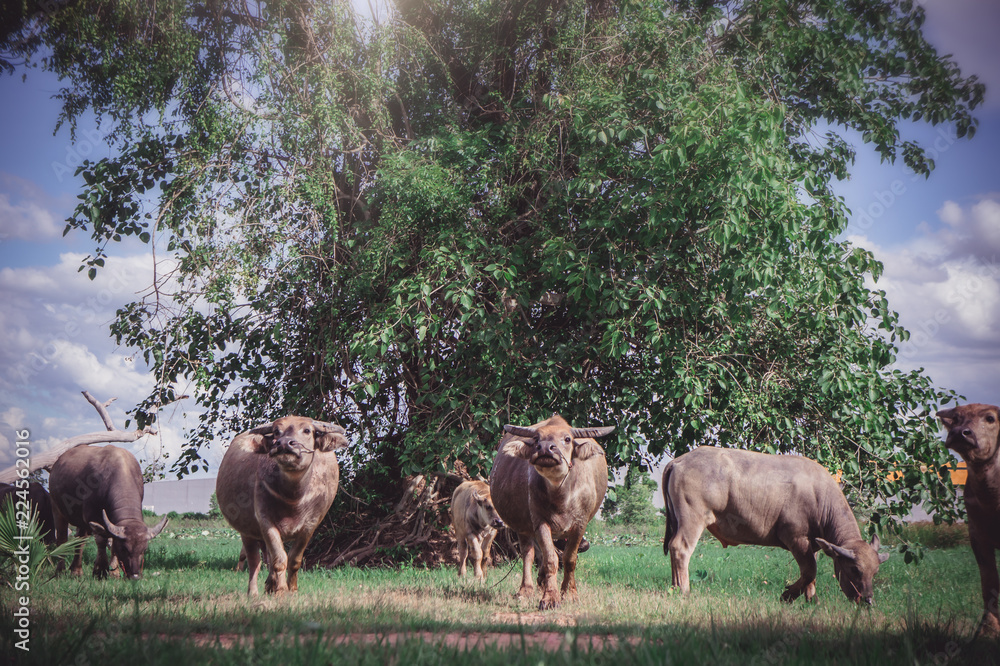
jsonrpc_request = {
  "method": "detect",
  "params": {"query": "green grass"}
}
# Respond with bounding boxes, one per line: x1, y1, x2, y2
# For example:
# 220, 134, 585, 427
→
3, 517, 997, 664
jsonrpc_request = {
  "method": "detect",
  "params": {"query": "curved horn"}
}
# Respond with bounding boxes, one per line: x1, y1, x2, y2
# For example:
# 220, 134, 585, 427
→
248, 422, 275, 435
312, 420, 346, 435
102, 510, 127, 540
571, 426, 616, 439
147, 515, 169, 539
503, 424, 539, 439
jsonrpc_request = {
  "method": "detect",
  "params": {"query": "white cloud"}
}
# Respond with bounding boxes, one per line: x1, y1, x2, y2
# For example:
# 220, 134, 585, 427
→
0, 250, 197, 472
0, 173, 71, 241
854, 195, 1000, 402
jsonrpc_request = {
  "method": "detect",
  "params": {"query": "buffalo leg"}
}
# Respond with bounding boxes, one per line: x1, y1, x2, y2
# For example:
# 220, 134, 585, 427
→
516, 533, 536, 599
480, 528, 497, 581
92, 533, 110, 579
558, 529, 585, 603
457, 535, 469, 578
52, 507, 72, 575
667, 521, 703, 595
241, 536, 263, 596
469, 536, 486, 581
970, 530, 1000, 635
262, 526, 288, 594
536, 523, 561, 610
781, 538, 818, 603
285, 536, 310, 592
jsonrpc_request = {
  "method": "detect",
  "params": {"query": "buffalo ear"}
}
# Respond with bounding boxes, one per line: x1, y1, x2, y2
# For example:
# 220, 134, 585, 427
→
573, 439, 604, 461
89, 521, 111, 538
249, 433, 273, 455
936, 408, 956, 429
317, 432, 349, 452
816, 537, 857, 562
502, 440, 533, 460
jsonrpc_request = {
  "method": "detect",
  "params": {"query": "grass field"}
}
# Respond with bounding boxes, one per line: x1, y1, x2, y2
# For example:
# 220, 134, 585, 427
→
3, 517, 997, 665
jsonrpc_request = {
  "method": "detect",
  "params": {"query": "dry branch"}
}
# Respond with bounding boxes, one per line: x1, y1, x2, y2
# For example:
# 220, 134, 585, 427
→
0, 391, 156, 483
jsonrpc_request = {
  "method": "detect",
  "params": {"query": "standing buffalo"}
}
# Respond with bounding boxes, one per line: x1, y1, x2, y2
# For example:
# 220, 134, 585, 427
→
490, 414, 615, 610
0, 482, 56, 544
216, 415, 348, 596
49, 445, 169, 579
451, 480, 504, 581
937, 403, 1000, 635
663, 446, 889, 604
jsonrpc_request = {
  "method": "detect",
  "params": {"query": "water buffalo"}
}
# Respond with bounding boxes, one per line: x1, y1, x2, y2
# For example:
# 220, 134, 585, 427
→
48, 445, 169, 579
216, 415, 348, 596
490, 414, 615, 610
937, 403, 1000, 635
663, 446, 889, 604
451, 480, 504, 581
0, 482, 56, 544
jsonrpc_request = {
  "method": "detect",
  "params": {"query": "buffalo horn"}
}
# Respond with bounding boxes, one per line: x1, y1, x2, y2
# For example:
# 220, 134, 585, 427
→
102, 510, 128, 540
571, 426, 616, 439
148, 515, 169, 539
503, 424, 538, 439
311, 420, 346, 434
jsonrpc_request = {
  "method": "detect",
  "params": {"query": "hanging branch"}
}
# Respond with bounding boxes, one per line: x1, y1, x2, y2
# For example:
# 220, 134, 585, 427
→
0, 391, 159, 483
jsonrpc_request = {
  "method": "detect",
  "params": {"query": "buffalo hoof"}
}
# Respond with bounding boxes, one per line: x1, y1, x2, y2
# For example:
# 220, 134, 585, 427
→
780, 587, 800, 603
515, 585, 535, 599
979, 613, 1000, 638
538, 596, 560, 611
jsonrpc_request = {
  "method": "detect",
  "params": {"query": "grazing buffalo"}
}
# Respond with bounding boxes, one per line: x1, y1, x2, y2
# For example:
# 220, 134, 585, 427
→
663, 446, 889, 604
451, 480, 504, 581
216, 415, 348, 596
490, 414, 615, 610
937, 403, 1000, 635
49, 445, 169, 579
0, 482, 56, 544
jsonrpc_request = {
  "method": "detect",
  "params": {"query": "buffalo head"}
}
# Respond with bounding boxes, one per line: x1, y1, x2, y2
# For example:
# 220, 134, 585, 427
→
88, 510, 169, 579
502, 414, 614, 484
937, 403, 1000, 466
249, 416, 349, 472
471, 488, 505, 530
816, 535, 889, 605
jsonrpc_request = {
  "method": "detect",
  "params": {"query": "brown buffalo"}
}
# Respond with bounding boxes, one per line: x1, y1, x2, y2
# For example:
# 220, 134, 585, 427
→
937, 403, 1000, 635
216, 415, 348, 596
451, 480, 504, 581
49, 445, 168, 579
490, 414, 615, 610
663, 446, 889, 604
0, 482, 56, 544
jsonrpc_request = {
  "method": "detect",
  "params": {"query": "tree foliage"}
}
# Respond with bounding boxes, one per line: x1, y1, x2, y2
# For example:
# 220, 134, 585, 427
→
3, 0, 983, 531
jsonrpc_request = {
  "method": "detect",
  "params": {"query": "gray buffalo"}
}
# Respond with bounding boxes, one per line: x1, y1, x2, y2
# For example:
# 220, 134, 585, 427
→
49, 445, 168, 579
0, 482, 56, 544
451, 480, 504, 581
937, 403, 1000, 635
490, 414, 615, 610
663, 446, 889, 604
216, 415, 348, 596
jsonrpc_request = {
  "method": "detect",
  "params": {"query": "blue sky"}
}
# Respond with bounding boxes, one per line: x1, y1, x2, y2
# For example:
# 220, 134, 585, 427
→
1, 0, 998, 475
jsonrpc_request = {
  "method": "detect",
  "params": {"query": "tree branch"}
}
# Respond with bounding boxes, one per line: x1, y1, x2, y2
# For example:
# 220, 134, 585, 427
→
0, 391, 157, 483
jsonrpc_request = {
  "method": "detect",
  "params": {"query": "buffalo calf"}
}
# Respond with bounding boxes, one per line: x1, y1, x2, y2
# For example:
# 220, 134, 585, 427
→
937, 403, 1000, 635
663, 446, 888, 604
451, 480, 504, 581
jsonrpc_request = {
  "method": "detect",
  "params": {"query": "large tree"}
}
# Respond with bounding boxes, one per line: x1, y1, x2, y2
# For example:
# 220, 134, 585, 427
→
3, 0, 983, 556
